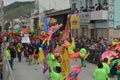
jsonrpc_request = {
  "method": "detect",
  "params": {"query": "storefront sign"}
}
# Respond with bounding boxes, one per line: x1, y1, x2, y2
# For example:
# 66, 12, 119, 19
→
108, 0, 114, 28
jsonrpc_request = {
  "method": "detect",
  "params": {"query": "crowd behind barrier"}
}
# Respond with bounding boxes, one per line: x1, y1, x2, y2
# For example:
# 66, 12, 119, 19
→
1, 42, 15, 80
5, 33, 117, 65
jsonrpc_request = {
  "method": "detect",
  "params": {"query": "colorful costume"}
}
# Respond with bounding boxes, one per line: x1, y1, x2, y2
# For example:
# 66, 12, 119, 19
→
68, 65, 81, 80
43, 18, 63, 45
93, 68, 107, 80
116, 60, 120, 80
79, 48, 87, 67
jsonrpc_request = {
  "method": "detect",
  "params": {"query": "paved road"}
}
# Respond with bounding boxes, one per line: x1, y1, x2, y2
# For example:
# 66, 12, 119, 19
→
13, 56, 117, 80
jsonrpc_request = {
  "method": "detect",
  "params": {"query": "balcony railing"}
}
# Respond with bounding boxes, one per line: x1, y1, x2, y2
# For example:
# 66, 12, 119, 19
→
91, 10, 108, 20
78, 10, 108, 22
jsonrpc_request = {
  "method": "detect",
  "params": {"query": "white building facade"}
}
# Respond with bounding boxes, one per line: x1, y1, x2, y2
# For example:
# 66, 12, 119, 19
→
31, 0, 71, 34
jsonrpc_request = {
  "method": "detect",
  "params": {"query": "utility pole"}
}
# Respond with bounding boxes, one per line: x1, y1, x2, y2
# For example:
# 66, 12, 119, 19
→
1, 0, 4, 34
0, 0, 4, 52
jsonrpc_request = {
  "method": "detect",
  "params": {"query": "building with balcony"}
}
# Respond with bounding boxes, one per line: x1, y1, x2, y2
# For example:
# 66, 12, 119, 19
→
31, 0, 71, 35
70, 0, 120, 40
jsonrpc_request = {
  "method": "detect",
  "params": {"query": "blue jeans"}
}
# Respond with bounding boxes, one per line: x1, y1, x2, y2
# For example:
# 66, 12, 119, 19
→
0, 71, 2, 80
10, 58, 14, 70
18, 52, 21, 62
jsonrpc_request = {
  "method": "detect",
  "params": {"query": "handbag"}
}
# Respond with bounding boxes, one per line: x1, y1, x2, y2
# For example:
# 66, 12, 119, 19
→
34, 54, 39, 58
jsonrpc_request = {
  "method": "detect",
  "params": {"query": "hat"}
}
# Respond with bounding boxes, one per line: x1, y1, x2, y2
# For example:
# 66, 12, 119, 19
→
80, 48, 87, 54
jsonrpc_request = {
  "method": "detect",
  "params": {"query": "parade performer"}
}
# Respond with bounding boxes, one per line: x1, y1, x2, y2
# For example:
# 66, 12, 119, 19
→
46, 49, 55, 70
102, 58, 110, 80
116, 60, 120, 80
63, 38, 87, 59
42, 18, 63, 45
93, 62, 108, 80
38, 47, 44, 62
33, 47, 39, 64
41, 43, 49, 73
79, 48, 87, 67
48, 66, 62, 80
67, 65, 81, 80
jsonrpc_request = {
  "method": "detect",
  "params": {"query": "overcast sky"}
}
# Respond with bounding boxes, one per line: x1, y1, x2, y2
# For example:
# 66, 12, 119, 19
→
4, 0, 70, 10
4, 0, 35, 6
39, 0, 70, 11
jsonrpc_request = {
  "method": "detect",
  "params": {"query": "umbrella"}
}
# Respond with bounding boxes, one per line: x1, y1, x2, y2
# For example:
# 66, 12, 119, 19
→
101, 50, 118, 61
115, 42, 120, 51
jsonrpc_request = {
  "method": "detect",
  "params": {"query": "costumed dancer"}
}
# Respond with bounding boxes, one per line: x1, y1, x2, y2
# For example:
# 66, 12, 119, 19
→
102, 58, 110, 80
41, 43, 49, 73
48, 66, 62, 80
116, 60, 120, 80
33, 47, 39, 64
38, 47, 44, 62
63, 38, 87, 60
55, 42, 70, 79
79, 48, 88, 67
93, 62, 108, 80
67, 65, 81, 80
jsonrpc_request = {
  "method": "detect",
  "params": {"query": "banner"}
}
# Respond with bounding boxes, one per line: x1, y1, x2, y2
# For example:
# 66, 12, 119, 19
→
21, 37, 30, 43
70, 14, 80, 29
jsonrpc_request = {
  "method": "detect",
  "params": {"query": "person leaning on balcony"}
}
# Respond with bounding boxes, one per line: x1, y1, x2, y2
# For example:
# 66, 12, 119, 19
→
87, 7, 91, 12
96, 3, 102, 10
103, 3, 108, 10
80, 6, 84, 12
95, 4, 98, 11
91, 6, 95, 11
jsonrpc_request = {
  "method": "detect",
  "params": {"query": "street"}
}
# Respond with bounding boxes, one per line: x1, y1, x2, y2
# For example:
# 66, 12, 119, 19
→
13, 56, 117, 80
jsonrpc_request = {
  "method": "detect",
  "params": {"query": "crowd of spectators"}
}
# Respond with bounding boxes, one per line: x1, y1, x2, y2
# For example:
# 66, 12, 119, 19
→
74, 35, 118, 64
80, 3, 108, 12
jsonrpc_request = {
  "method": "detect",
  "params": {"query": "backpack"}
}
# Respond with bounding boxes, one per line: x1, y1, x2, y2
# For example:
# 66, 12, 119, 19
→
10, 48, 16, 58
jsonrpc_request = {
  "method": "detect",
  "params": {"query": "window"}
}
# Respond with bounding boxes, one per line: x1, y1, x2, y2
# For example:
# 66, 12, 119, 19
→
98, 0, 102, 3
104, 0, 107, 3
72, 3, 76, 10
89, 0, 93, 6
80, 1, 82, 5
85, 0, 88, 8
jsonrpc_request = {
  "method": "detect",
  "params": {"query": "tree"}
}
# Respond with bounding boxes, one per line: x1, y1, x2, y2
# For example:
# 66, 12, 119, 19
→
4, 22, 10, 30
